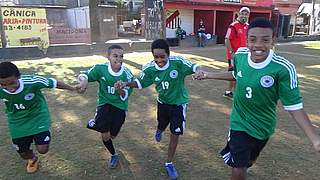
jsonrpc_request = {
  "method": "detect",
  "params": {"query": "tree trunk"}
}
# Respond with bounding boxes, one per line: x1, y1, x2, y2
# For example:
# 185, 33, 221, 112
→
89, 0, 101, 44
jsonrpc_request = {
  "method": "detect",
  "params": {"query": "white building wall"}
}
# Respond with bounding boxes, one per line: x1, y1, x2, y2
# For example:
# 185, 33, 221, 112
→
179, 9, 194, 35
0, 0, 19, 5
67, 6, 90, 28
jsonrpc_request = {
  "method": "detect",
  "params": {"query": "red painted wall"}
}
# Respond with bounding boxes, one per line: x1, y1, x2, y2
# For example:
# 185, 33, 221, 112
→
165, 0, 275, 44
249, 13, 270, 21
194, 10, 214, 34
177, 0, 273, 7
215, 11, 234, 44
241, 0, 273, 7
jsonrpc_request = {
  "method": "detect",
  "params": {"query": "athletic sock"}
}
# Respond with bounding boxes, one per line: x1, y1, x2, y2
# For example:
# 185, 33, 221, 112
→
103, 139, 116, 155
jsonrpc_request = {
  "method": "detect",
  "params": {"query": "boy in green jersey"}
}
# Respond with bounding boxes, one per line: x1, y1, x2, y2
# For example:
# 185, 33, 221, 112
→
77, 45, 133, 169
115, 39, 203, 179
0, 61, 77, 173
193, 18, 320, 180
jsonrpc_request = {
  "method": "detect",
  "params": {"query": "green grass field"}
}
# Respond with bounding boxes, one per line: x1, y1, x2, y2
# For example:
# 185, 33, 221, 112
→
0, 41, 319, 180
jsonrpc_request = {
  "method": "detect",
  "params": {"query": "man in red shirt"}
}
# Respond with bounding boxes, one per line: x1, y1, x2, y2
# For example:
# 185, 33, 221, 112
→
224, 7, 250, 99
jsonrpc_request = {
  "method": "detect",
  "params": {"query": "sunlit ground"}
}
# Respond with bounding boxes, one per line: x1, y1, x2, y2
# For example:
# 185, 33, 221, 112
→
304, 41, 320, 49
0, 41, 319, 180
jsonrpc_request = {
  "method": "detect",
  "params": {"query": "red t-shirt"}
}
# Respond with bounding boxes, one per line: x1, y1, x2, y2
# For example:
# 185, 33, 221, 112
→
225, 21, 249, 60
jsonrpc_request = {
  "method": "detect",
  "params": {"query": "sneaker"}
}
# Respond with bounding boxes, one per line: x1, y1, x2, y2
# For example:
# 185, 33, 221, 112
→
26, 156, 39, 173
154, 130, 162, 142
223, 91, 233, 99
165, 162, 178, 180
109, 154, 119, 169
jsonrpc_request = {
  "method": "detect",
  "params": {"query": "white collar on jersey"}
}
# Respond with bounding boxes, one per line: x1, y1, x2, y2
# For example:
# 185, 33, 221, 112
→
107, 62, 124, 76
248, 49, 274, 69
154, 58, 170, 71
3, 78, 24, 94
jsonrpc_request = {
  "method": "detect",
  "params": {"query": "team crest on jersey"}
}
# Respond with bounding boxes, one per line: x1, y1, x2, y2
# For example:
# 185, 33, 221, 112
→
169, 70, 178, 79
260, 75, 274, 88
24, 93, 35, 100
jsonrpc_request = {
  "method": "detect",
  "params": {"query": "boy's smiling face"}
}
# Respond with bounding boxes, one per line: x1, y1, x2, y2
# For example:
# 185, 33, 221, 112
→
152, 48, 168, 68
0, 75, 20, 92
108, 48, 124, 72
247, 27, 274, 63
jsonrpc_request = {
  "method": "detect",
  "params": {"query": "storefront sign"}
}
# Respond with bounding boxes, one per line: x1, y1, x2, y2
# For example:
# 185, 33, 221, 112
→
1, 7, 49, 49
48, 27, 91, 44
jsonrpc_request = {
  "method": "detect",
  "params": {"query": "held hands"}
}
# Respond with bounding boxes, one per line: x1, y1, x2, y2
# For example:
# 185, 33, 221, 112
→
75, 81, 88, 94
192, 70, 206, 80
114, 80, 126, 90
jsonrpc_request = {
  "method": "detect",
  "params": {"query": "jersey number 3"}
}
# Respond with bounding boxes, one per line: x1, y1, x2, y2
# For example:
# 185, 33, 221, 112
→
246, 87, 252, 99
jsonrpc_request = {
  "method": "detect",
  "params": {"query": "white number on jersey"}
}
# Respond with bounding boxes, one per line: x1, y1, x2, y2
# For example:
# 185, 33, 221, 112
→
107, 86, 115, 94
246, 87, 252, 99
161, 81, 169, 90
14, 104, 26, 110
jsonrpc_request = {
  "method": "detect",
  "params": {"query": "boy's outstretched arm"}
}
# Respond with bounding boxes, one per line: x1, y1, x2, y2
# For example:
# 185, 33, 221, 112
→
114, 80, 138, 90
289, 109, 320, 152
193, 71, 235, 81
56, 80, 77, 91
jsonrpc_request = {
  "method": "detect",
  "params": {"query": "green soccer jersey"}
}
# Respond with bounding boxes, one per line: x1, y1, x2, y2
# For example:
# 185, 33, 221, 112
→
81, 62, 133, 110
136, 56, 199, 105
231, 48, 302, 140
0, 75, 57, 139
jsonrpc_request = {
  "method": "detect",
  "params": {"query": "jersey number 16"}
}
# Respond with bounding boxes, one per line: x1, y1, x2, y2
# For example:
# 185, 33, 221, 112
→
14, 104, 26, 110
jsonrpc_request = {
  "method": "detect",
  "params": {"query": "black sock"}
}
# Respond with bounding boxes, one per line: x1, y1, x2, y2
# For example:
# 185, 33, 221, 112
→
103, 139, 116, 155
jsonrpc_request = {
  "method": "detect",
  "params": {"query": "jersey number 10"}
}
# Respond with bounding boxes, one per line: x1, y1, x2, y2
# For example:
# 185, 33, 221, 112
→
107, 86, 116, 94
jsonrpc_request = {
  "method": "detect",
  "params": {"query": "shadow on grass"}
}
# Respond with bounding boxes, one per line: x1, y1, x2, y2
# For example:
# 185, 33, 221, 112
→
0, 45, 320, 179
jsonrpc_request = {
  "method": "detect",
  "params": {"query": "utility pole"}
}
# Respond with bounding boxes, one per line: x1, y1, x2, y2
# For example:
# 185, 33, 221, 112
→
309, 0, 315, 34
0, 4, 7, 48
144, 0, 165, 40
89, 0, 101, 44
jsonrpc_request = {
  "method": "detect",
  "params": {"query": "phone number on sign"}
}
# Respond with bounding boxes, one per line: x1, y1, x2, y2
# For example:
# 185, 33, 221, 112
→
4, 25, 32, 31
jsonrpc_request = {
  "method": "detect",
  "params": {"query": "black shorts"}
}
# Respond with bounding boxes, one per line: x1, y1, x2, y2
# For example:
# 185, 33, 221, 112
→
12, 131, 51, 153
220, 130, 268, 168
157, 102, 187, 135
87, 103, 126, 137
